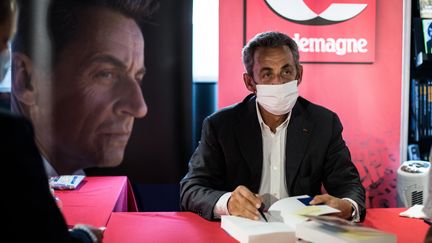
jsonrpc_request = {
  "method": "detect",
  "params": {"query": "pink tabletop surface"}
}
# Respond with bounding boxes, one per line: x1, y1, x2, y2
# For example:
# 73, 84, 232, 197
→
103, 212, 237, 243
363, 208, 430, 243
103, 208, 430, 243
55, 176, 135, 227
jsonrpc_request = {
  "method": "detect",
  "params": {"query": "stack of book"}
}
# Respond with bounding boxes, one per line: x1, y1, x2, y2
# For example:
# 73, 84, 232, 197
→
221, 195, 396, 243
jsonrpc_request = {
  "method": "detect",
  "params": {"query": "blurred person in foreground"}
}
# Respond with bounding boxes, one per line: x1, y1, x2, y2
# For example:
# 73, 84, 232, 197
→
11, 0, 157, 176
1, 0, 103, 241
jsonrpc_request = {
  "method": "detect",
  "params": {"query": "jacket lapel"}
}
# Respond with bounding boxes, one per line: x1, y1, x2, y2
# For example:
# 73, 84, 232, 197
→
285, 100, 313, 194
234, 96, 263, 192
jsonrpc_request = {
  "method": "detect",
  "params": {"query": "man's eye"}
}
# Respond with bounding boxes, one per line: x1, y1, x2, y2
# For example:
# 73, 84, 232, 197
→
262, 73, 272, 79
95, 71, 114, 79
93, 70, 121, 85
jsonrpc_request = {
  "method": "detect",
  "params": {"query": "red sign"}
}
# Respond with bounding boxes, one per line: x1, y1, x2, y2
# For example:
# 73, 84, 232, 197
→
246, 0, 376, 63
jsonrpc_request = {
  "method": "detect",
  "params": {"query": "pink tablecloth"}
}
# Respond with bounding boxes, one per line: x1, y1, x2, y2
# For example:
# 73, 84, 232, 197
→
103, 212, 237, 243
363, 208, 430, 243
103, 209, 430, 243
55, 176, 137, 227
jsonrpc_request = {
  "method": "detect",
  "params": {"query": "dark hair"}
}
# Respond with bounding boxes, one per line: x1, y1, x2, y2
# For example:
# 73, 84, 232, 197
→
13, 0, 158, 63
242, 31, 300, 76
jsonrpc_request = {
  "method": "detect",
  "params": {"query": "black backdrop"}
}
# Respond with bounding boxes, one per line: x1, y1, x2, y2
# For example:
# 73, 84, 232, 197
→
86, 0, 193, 211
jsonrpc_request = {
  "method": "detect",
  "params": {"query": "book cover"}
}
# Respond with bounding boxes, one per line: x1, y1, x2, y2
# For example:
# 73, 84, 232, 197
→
423, 19, 432, 54
420, 0, 432, 18
296, 216, 396, 243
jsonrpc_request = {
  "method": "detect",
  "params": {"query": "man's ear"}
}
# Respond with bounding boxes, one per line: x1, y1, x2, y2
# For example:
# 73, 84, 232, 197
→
243, 73, 256, 93
12, 52, 36, 106
296, 64, 303, 86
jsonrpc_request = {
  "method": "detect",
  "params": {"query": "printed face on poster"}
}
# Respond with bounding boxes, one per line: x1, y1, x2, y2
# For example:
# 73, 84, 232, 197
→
11, 1, 154, 175
246, 0, 376, 63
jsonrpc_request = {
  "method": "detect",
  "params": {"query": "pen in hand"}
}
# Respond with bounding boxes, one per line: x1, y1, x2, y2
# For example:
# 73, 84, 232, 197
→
253, 193, 267, 222
258, 203, 268, 222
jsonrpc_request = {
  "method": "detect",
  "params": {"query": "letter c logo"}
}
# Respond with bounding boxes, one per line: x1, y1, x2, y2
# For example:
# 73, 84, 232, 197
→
265, 0, 367, 25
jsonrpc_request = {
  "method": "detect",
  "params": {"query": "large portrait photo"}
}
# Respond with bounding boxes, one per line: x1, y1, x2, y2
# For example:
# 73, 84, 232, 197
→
10, 0, 192, 211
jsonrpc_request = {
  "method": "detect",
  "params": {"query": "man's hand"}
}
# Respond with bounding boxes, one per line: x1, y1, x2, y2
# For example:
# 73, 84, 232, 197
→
227, 185, 262, 220
310, 194, 353, 220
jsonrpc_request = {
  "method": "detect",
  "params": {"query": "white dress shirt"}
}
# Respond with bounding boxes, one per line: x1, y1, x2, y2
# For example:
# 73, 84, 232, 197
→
256, 102, 290, 208
42, 156, 85, 178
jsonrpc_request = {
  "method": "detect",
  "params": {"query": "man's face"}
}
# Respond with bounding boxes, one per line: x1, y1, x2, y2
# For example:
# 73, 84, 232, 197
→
43, 7, 147, 169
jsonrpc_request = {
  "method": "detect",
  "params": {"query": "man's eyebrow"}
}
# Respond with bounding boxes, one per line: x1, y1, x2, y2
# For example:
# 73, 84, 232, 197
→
281, 63, 294, 70
85, 54, 146, 76
259, 67, 273, 73
87, 54, 128, 69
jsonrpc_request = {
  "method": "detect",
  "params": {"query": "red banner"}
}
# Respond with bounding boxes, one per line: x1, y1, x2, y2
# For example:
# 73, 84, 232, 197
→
219, 0, 403, 208
247, 0, 376, 62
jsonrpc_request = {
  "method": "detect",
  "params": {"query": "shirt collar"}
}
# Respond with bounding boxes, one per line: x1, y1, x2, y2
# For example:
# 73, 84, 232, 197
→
42, 156, 59, 177
42, 156, 85, 177
255, 101, 290, 132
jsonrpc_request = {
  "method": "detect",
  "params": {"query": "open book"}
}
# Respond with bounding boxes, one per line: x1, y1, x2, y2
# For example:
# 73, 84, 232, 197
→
296, 215, 396, 243
221, 195, 340, 243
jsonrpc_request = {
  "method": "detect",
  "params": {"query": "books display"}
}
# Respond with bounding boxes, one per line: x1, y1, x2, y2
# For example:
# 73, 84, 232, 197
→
409, 79, 432, 142
221, 195, 340, 243
296, 215, 396, 243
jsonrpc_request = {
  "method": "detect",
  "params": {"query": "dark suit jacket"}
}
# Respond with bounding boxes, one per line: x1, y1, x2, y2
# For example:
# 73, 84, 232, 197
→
180, 94, 366, 221
0, 110, 92, 242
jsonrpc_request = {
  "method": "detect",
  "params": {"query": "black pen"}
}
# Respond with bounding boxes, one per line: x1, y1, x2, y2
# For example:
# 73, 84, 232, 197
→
258, 203, 268, 222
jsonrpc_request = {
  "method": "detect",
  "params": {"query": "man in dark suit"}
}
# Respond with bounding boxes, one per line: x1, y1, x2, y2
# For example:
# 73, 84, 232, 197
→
1, 0, 102, 241
180, 31, 366, 222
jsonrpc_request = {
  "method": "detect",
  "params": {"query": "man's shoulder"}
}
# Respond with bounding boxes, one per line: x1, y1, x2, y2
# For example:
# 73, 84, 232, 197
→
296, 97, 338, 121
207, 94, 254, 123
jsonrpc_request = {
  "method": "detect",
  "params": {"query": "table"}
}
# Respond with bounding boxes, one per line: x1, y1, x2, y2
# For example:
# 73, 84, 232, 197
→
55, 176, 137, 227
102, 208, 430, 243
363, 208, 430, 243
103, 212, 236, 243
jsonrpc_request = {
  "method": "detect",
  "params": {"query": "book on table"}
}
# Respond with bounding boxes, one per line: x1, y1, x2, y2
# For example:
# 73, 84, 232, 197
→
49, 175, 85, 190
221, 195, 340, 243
296, 215, 397, 243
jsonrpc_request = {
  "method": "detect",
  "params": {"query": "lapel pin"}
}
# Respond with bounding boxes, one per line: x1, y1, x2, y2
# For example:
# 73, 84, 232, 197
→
302, 128, 309, 133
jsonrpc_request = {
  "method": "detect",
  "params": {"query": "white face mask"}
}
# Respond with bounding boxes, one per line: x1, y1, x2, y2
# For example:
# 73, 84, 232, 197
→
255, 80, 299, 115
